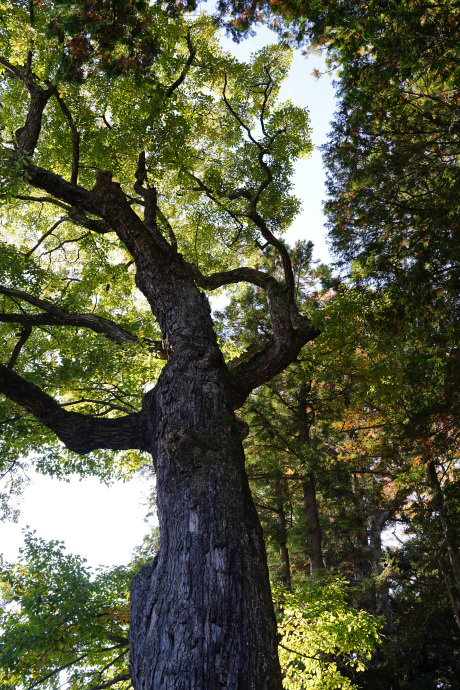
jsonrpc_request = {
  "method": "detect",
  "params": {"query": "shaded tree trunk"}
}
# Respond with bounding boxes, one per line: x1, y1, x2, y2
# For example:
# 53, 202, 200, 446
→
274, 482, 292, 589
302, 473, 324, 580
428, 461, 460, 597
129, 275, 282, 689
297, 383, 324, 580
368, 510, 393, 627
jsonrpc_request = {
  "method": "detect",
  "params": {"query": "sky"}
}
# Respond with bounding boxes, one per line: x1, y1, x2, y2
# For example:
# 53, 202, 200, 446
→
0, 24, 337, 570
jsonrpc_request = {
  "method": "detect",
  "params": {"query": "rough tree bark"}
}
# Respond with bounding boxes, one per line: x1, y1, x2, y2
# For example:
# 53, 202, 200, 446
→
127, 260, 283, 688
0, 56, 319, 689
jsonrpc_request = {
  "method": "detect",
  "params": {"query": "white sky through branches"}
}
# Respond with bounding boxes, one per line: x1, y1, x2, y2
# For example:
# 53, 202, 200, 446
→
0, 26, 336, 569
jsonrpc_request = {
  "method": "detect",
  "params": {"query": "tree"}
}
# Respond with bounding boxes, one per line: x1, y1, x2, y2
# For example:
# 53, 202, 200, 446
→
0, 1, 317, 687
0, 532, 132, 690
211, 0, 460, 683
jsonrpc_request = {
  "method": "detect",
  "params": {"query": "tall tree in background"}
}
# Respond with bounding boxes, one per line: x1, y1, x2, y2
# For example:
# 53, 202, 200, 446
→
0, 1, 317, 687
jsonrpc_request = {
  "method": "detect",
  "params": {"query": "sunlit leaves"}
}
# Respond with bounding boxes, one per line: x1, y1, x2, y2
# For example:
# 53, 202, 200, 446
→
0, 531, 136, 690
275, 578, 381, 690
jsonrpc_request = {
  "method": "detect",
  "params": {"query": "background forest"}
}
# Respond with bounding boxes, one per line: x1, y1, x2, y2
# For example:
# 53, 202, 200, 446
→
1, 0, 460, 689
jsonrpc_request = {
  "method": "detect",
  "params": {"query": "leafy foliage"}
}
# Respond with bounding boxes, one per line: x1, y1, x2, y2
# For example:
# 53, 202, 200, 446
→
0, 531, 134, 690
0, 0, 312, 517
275, 578, 381, 690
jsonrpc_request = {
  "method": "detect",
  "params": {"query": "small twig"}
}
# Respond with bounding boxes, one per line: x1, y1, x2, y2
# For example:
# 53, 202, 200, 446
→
278, 642, 321, 661
102, 112, 113, 130
25, 216, 68, 257
87, 675, 131, 690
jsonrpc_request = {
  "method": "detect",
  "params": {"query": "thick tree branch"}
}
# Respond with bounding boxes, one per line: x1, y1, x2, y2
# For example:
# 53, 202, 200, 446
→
228, 318, 318, 409
133, 151, 166, 246
105, 634, 129, 646
246, 205, 295, 300
0, 285, 167, 357
26, 163, 100, 213
66, 206, 112, 234
0, 57, 55, 156
191, 262, 319, 407
0, 364, 149, 454
7, 325, 32, 369
0, 286, 137, 345
195, 265, 278, 291
156, 205, 178, 251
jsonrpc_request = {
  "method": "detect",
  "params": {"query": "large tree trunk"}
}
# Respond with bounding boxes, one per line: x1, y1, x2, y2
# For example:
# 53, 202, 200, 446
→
129, 276, 282, 689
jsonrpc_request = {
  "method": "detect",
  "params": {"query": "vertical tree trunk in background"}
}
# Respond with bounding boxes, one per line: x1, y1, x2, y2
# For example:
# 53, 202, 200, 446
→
275, 482, 292, 589
297, 383, 325, 580
368, 511, 393, 627
428, 461, 460, 597
302, 474, 324, 579
129, 275, 282, 689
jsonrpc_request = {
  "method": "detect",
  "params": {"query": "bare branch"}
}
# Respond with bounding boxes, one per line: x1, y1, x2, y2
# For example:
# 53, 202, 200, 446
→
102, 112, 113, 130
25, 216, 68, 257
222, 72, 262, 149
54, 91, 80, 184
14, 194, 71, 212
39, 230, 90, 258
25, 654, 88, 690
87, 674, 131, 690
7, 325, 32, 369
61, 398, 139, 415
164, 31, 196, 99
